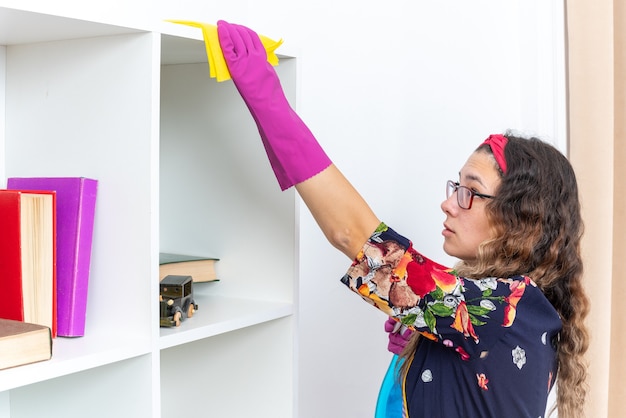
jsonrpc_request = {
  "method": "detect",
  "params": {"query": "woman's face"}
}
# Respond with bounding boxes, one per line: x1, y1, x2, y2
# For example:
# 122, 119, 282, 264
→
440, 150, 501, 261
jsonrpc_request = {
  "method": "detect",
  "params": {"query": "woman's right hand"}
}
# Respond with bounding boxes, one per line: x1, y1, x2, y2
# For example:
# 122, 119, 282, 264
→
217, 20, 283, 108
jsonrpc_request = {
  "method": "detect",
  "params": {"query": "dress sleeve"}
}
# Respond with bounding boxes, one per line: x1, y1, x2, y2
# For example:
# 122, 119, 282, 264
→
340, 223, 535, 360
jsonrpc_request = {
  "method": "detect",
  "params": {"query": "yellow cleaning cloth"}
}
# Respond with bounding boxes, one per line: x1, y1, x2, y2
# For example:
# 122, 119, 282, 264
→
167, 20, 283, 82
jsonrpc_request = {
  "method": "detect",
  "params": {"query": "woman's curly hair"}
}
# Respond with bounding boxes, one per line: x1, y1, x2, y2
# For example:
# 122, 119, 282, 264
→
402, 133, 590, 417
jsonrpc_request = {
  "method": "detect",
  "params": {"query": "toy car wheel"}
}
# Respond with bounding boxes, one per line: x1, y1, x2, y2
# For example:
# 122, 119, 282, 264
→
187, 302, 195, 318
173, 311, 182, 327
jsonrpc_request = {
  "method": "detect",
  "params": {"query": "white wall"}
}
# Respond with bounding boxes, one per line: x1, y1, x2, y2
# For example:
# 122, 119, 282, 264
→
0, 1, 566, 416
287, 3, 565, 416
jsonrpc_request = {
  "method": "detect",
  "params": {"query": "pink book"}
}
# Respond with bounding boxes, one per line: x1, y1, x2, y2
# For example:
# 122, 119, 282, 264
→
8, 177, 97, 337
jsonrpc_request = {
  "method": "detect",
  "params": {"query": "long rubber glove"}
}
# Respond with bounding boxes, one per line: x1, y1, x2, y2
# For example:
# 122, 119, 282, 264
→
217, 20, 332, 190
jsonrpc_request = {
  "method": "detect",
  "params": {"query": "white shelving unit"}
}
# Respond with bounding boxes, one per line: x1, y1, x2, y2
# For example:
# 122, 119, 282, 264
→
1, 7, 297, 417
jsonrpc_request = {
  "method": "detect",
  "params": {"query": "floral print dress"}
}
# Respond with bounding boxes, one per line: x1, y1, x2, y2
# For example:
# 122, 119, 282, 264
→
341, 223, 561, 418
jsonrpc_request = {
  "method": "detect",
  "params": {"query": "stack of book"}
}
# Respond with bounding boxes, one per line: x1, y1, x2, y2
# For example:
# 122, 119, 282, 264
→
0, 177, 98, 369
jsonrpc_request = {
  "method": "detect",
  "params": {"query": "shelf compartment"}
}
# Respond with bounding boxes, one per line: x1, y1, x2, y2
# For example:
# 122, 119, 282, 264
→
7, 355, 153, 417
161, 316, 293, 417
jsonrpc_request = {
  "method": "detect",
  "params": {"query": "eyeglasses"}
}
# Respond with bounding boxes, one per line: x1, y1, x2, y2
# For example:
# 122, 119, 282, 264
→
446, 180, 495, 210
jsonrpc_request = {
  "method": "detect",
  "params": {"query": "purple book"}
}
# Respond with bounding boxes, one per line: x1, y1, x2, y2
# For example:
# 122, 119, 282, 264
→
7, 177, 97, 337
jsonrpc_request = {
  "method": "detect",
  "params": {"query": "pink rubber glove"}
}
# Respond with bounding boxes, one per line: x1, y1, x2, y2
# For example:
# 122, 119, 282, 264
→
217, 20, 332, 191
385, 317, 414, 355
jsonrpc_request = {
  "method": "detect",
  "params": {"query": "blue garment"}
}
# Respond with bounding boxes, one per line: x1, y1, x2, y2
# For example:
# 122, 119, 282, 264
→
375, 355, 405, 418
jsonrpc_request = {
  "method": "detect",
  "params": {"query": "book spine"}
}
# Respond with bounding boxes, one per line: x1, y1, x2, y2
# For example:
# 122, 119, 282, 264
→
60, 178, 97, 337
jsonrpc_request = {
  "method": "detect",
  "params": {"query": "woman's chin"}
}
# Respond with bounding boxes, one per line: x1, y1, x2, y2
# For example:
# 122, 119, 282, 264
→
443, 243, 469, 261
442, 242, 456, 258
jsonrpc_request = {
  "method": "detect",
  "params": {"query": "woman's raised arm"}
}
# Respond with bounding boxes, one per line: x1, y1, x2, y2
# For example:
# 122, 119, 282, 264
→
296, 164, 380, 259
218, 20, 380, 259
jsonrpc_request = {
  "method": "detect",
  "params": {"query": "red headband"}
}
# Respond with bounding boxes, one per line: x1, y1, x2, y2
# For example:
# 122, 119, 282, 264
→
482, 134, 508, 174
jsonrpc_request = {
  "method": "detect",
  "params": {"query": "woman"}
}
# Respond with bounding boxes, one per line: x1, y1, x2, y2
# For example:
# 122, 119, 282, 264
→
216, 20, 589, 417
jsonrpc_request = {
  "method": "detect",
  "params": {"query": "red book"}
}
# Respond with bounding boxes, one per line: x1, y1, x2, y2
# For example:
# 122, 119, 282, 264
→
0, 189, 57, 337
8, 177, 97, 337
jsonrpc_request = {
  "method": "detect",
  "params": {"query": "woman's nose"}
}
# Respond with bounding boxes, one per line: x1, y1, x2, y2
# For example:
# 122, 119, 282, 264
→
441, 192, 458, 214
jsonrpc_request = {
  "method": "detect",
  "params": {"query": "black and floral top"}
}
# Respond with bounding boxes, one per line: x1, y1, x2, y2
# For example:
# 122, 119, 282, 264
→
341, 223, 561, 418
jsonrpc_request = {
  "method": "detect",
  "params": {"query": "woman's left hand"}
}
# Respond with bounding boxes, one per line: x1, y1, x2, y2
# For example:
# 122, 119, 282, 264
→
384, 317, 413, 355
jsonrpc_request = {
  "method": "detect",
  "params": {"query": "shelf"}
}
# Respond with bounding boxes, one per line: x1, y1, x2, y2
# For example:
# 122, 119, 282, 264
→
159, 20, 296, 65
159, 290, 293, 350
1, 6, 298, 417
0, 8, 295, 68
0, 6, 141, 45
0, 332, 151, 392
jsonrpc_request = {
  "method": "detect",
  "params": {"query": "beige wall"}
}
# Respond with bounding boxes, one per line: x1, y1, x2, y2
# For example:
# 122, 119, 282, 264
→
609, 0, 626, 416
567, 0, 625, 416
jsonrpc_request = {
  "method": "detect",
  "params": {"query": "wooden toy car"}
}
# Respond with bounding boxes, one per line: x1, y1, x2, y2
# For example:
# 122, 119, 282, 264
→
159, 275, 198, 327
